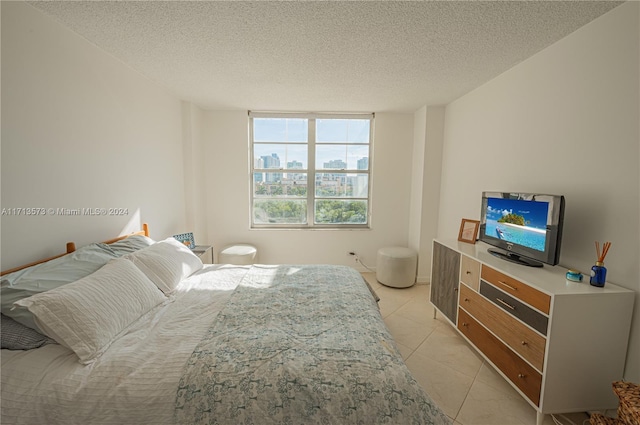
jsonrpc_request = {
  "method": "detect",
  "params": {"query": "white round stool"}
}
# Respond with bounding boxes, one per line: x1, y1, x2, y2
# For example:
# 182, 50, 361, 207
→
218, 244, 258, 265
376, 247, 417, 288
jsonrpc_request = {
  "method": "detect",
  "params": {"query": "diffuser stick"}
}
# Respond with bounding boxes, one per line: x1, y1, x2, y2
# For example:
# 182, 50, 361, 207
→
597, 241, 611, 263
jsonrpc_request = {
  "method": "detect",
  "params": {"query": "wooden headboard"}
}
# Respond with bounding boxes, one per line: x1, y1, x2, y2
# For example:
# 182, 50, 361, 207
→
0, 223, 150, 276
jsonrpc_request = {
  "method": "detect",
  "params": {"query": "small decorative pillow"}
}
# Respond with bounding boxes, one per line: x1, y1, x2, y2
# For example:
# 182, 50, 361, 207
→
13, 258, 166, 364
1, 313, 55, 350
124, 237, 203, 294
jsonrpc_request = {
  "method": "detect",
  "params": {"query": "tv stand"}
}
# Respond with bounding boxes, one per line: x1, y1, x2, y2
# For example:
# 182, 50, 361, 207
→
487, 248, 543, 268
430, 239, 634, 425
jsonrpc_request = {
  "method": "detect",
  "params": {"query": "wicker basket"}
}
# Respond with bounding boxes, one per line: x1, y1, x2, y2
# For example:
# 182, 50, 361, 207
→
590, 413, 622, 425
613, 381, 640, 425
590, 381, 640, 425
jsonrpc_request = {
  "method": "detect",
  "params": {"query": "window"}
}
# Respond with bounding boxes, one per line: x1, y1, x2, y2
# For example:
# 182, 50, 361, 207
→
250, 112, 373, 228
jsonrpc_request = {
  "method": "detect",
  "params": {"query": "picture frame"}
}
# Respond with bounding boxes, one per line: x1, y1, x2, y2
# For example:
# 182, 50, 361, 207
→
458, 219, 480, 244
172, 232, 195, 249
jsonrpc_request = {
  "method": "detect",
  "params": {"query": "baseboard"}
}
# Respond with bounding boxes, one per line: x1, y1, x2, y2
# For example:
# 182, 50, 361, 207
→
417, 276, 430, 285
358, 268, 429, 286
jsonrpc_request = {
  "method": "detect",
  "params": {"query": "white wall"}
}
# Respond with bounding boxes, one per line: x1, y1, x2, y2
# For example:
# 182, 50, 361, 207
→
410, 106, 445, 282
409, 107, 428, 279
1, 2, 187, 269
200, 111, 416, 269
438, 2, 639, 381
182, 102, 208, 240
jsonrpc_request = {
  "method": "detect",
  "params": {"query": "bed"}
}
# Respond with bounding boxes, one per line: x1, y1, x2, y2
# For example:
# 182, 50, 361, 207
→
1, 225, 450, 425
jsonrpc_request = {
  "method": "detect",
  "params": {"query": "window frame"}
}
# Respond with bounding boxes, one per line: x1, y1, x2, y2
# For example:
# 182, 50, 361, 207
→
249, 111, 374, 229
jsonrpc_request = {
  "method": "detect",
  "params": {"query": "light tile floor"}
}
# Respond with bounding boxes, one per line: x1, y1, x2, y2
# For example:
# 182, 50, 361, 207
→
361, 273, 591, 425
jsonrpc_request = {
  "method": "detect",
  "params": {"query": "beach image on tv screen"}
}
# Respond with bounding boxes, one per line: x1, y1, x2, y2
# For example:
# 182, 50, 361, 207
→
484, 198, 549, 252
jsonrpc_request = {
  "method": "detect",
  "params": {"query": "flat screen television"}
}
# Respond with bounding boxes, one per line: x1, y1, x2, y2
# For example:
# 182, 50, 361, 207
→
479, 192, 565, 267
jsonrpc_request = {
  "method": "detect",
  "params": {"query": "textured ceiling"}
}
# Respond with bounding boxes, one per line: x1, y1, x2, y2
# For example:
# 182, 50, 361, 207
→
30, 1, 623, 112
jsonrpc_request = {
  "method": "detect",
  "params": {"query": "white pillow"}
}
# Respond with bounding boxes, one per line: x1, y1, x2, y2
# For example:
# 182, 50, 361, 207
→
124, 237, 203, 294
13, 258, 166, 364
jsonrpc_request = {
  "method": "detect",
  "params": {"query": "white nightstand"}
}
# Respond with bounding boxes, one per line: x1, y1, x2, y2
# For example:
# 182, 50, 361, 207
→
192, 245, 213, 264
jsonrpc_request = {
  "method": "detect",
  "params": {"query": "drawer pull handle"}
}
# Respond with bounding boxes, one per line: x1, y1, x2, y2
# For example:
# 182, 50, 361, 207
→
518, 373, 526, 379
521, 341, 528, 346
466, 271, 472, 275
497, 280, 518, 291
496, 298, 516, 310
462, 322, 469, 327
464, 298, 470, 302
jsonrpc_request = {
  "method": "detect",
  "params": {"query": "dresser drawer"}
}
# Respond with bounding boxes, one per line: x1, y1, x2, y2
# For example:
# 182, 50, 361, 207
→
459, 284, 546, 371
480, 281, 549, 335
458, 309, 542, 406
481, 266, 551, 314
460, 255, 481, 291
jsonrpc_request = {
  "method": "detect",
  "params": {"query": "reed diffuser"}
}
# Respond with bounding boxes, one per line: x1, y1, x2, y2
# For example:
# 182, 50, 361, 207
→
590, 241, 611, 287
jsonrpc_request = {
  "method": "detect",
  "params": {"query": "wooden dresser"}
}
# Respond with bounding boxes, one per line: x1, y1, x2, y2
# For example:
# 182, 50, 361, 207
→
430, 239, 634, 425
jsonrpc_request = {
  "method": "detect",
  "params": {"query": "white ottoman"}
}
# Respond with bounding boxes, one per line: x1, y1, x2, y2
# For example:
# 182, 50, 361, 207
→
376, 247, 417, 288
218, 244, 258, 265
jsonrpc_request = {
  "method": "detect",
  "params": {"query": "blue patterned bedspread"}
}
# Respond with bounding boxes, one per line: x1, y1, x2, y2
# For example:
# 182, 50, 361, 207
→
174, 265, 450, 425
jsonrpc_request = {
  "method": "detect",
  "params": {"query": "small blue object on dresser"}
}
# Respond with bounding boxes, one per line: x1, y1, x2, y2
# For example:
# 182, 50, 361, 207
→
565, 269, 583, 282
172, 232, 195, 250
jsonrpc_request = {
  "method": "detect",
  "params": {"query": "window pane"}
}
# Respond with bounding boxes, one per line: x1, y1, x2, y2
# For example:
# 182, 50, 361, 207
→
254, 199, 307, 224
254, 172, 307, 197
315, 200, 368, 224
254, 144, 308, 169
254, 118, 307, 143
316, 145, 369, 170
315, 173, 368, 198
316, 119, 369, 143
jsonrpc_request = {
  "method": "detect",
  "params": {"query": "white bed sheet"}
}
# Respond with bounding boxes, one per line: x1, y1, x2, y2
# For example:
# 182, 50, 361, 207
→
0, 264, 249, 425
